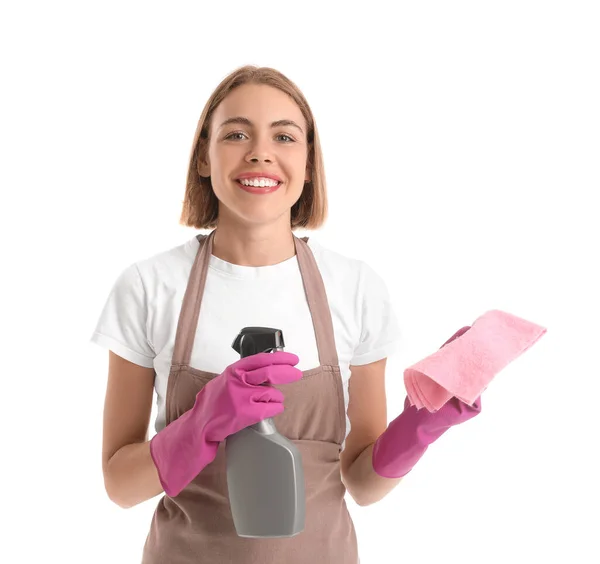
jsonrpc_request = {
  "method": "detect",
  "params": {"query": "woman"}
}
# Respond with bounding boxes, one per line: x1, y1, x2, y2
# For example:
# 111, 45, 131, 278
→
91, 65, 480, 563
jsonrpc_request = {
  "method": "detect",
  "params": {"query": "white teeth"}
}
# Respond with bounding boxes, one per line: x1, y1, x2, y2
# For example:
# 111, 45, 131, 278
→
239, 177, 279, 187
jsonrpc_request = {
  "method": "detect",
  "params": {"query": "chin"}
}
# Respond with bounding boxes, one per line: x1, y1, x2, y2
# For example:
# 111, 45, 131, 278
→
227, 204, 293, 227
215, 186, 301, 225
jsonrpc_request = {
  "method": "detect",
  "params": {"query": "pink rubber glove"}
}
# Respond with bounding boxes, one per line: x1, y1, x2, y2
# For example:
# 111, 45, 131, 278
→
372, 327, 482, 479
150, 351, 302, 497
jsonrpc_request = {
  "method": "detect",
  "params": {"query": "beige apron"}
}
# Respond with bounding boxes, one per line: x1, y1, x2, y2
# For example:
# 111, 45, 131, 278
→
142, 229, 359, 563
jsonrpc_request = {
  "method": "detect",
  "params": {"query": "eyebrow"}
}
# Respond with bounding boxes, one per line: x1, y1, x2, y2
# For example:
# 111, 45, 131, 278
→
218, 116, 304, 135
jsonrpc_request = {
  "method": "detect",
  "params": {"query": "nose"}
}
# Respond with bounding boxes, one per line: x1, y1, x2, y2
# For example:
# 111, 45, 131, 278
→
245, 136, 274, 164
247, 154, 273, 164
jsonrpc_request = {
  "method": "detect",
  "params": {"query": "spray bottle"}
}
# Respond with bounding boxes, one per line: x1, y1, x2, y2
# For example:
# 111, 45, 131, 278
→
225, 326, 305, 538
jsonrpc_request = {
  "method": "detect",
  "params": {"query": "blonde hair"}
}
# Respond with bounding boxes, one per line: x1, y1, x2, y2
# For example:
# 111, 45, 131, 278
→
179, 65, 327, 231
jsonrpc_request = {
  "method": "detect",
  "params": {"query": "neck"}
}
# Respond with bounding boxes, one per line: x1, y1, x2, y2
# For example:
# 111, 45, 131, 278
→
211, 214, 297, 267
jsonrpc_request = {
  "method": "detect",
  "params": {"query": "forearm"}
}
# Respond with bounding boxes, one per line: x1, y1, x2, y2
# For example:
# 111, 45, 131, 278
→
104, 440, 164, 508
343, 443, 404, 507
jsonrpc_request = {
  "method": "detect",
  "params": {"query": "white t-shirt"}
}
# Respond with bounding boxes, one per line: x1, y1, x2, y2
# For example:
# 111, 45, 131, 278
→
90, 234, 403, 450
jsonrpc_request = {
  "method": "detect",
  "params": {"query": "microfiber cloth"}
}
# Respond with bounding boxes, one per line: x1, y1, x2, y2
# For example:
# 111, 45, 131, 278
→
404, 309, 547, 412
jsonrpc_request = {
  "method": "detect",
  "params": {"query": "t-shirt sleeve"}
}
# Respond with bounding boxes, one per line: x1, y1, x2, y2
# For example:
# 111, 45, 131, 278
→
89, 263, 156, 368
350, 263, 403, 366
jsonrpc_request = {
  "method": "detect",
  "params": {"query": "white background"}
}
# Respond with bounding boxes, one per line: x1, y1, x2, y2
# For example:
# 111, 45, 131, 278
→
2, 1, 599, 563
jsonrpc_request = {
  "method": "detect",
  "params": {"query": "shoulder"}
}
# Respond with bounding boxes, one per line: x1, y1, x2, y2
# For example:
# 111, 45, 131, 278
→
102, 236, 199, 307
133, 235, 199, 284
305, 236, 384, 292
305, 237, 366, 275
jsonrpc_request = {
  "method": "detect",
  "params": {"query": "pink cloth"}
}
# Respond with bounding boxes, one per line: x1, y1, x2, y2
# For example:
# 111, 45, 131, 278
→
404, 309, 547, 412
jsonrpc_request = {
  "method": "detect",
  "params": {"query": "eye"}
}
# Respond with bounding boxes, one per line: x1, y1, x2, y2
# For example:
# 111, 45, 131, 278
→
276, 133, 295, 143
224, 131, 248, 141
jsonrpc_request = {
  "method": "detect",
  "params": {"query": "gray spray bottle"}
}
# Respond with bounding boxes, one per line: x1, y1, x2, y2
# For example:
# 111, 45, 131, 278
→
225, 327, 305, 538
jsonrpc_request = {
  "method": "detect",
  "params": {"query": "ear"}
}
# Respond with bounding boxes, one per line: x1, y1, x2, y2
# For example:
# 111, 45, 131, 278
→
197, 143, 211, 178
304, 160, 312, 183
198, 155, 211, 178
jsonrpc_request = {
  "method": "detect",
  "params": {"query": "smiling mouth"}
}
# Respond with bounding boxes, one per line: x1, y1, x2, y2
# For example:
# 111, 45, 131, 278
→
236, 177, 282, 188
235, 178, 283, 195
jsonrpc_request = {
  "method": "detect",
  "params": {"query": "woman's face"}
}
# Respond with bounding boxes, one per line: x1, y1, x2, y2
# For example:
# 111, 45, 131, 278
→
201, 83, 311, 228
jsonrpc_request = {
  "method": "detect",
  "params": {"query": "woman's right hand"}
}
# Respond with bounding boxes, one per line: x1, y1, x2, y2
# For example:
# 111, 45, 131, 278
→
201, 351, 303, 442
150, 351, 302, 497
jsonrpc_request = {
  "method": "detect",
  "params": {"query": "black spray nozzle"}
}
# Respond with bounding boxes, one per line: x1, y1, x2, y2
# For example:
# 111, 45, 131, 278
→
232, 327, 285, 359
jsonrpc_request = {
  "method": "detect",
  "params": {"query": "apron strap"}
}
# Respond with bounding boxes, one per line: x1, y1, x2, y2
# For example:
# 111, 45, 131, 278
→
172, 231, 213, 367
293, 235, 338, 366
